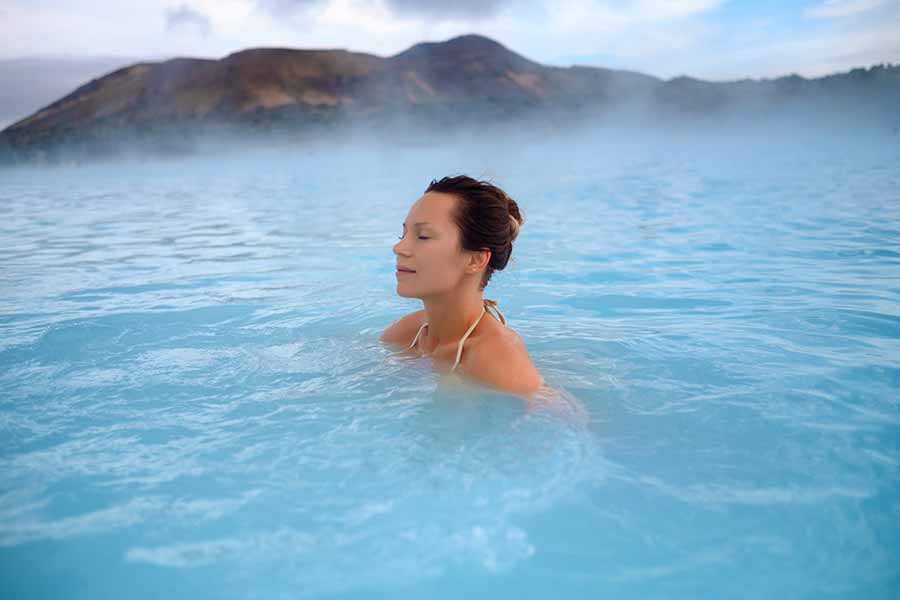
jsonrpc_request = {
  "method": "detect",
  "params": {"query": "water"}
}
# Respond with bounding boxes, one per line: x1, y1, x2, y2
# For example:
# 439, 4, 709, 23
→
1, 123, 899, 599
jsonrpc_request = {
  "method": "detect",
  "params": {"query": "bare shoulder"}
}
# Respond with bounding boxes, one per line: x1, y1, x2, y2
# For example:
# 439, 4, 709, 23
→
462, 326, 544, 397
379, 309, 426, 346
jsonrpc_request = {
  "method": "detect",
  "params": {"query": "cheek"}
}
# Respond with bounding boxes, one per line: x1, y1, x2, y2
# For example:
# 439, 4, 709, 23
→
435, 252, 467, 278
432, 242, 461, 268
422, 239, 463, 267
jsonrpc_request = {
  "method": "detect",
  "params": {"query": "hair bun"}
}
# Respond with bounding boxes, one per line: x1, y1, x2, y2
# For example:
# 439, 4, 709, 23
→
509, 214, 520, 243
506, 196, 523, 244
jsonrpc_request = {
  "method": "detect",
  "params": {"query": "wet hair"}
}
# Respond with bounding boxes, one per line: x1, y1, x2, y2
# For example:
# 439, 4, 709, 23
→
425, 175, 524, 291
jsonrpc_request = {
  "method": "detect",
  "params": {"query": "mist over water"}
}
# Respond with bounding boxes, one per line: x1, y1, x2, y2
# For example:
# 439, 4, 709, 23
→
1, 117, 899, 598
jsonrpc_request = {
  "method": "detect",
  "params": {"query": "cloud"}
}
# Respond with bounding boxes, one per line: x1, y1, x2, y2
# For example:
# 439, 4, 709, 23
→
804, 0, 886, 19
694, 17, 900, 79
165, 4, 213, 36
255, 0, 323, 18
2, 0, 898, 81
549, 0, 723, 28
382, 0, 513, 21
532, 0, 724, 74
254, 0, 516, 22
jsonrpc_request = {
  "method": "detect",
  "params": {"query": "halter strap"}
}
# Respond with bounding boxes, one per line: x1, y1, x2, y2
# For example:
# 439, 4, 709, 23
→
407, 321, 428, 350
406, 298, 507, 371
482, 297, 506, 325
451, 305, 485, 372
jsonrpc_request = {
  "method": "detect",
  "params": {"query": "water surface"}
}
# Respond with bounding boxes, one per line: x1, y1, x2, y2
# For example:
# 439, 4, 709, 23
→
1, 124, 899, 598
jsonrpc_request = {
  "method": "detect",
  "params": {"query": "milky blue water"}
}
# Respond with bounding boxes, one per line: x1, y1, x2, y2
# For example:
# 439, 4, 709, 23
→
1, 123, 899, 599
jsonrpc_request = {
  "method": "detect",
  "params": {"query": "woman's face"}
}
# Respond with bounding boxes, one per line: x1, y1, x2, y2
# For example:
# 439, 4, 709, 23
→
393, 191, 480, 299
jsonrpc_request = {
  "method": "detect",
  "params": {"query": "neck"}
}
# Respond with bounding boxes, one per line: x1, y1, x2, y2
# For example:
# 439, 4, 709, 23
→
421, 289, 485, 352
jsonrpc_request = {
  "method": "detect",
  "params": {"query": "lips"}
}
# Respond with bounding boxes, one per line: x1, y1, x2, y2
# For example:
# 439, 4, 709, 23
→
397, 266, 416, 273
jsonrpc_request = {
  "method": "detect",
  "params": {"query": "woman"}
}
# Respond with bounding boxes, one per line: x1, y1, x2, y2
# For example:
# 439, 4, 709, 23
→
380, 174, 544, 399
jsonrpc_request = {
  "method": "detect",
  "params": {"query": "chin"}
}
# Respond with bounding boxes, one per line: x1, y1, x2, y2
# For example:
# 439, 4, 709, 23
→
395, 283, 417, 299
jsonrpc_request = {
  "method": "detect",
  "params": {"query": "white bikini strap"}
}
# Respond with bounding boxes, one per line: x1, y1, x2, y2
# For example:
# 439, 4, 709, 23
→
483, 298, 506, 325
451, 305, 486, 372
407, 321, 428, 350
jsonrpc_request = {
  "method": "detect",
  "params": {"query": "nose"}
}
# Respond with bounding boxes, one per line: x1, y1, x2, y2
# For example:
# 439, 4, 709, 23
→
393, 236, 410, 256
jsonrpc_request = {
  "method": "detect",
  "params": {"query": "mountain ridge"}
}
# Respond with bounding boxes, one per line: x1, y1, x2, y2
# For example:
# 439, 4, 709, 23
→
1, 33, 897, 164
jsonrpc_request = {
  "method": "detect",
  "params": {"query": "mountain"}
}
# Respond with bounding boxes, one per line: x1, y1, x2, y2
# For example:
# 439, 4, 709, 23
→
1, 34, 898, 164
0, 56, 148, 132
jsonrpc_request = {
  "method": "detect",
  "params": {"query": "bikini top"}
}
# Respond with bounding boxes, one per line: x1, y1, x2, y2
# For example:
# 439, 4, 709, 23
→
406, 298, 506, 373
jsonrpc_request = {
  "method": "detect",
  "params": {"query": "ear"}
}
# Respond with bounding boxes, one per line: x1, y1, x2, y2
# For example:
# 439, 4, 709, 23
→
467, 248, 491, 273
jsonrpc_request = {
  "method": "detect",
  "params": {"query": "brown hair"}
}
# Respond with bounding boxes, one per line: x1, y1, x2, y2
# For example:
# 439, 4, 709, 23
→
425, 175, 524, 290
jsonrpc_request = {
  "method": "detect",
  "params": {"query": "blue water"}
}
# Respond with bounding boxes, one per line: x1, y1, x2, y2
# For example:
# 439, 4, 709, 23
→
1, 124, 899, 599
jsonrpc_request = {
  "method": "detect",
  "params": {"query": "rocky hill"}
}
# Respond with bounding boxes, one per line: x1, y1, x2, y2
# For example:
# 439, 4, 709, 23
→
1, 34, 897, 163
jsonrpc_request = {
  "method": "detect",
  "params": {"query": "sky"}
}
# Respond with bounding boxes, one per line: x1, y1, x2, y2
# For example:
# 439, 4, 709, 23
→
1, 0, 899, 80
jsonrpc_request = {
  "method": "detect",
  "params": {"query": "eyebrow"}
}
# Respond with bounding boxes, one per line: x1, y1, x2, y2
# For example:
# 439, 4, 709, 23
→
402, 221, 431, 226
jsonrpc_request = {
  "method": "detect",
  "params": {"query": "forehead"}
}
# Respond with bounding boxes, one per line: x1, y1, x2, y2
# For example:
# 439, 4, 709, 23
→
405, 191, 457, 225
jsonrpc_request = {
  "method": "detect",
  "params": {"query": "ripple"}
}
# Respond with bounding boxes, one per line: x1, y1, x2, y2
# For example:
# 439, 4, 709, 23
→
1, 130, 899, 597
